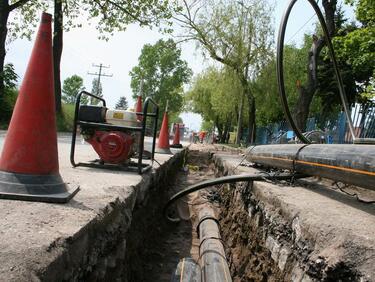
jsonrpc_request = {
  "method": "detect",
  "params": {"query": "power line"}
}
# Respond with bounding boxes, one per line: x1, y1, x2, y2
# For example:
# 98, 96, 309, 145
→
286, 13, 316, 44
87, 63, 113, 104
285, 0, 322, 44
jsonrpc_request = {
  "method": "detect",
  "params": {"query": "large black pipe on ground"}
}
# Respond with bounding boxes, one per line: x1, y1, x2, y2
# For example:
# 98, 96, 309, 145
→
198, 208, 232, 282
246, 144, 375, 190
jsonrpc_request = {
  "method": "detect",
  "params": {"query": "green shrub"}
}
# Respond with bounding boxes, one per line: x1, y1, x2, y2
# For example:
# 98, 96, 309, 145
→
0, 63, 19, 127
56, 103, 75, 132
0, 88, 18, 128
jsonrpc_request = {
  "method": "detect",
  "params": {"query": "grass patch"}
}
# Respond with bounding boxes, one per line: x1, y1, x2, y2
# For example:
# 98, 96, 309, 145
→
0, 101, 75, 132
56, 103, 75, 132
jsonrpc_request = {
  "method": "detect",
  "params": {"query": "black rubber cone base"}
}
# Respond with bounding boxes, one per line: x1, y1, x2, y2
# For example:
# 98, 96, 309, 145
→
155, 147, 173, 154
170, 144, 183, 149
0, 170, 79, 203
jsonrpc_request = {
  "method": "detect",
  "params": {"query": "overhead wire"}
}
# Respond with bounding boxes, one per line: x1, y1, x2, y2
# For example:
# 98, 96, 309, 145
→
286, 13, 316, 44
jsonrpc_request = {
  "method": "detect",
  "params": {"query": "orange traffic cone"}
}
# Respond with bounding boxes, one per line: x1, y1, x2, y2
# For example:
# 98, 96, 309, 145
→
156, 106, 172, 154
0, 13, 79, 203
135, 95, 143, 121
171, 123, 183, 148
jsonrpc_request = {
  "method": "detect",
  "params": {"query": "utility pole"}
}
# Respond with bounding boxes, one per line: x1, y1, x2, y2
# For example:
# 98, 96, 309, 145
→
88, 63, 113, 104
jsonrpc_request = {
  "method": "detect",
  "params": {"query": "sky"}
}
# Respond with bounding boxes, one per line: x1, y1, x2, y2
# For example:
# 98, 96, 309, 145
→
5, 1, 355, 131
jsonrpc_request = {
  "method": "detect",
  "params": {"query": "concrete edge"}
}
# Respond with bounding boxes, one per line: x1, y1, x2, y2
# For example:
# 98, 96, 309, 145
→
25, 149, 186, 281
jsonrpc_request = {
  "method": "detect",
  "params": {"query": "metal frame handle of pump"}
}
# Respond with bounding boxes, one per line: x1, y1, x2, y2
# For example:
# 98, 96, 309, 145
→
277, 0, 357, 144
70, 91, 106, 167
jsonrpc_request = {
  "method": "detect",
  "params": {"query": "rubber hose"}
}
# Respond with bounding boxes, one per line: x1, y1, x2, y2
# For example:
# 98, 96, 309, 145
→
277, 0, 354, 143
164, 173, 306, 222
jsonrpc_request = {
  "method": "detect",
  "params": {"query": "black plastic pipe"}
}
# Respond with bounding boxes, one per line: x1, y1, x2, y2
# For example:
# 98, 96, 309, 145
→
171, 258, 201, 282
246, 144, 375, 190
198, 208, 232, 282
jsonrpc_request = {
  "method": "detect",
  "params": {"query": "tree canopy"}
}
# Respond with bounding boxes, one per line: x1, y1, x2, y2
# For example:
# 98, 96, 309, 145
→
0, 0, 179, 117
115, 96, 129, 110
187, 66, 243, 142
0, 63, 18, 123
187, 0, 374, 141
333, 0, 375, 101
62, 75, 86, 104
130, 39, 192, 122
174, 0, 274, 143
90, 78, 103, 105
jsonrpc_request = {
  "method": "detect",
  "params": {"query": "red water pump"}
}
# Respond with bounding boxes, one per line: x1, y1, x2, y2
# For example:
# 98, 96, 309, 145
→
70, 91, 159, 174
76, 104, 141, 165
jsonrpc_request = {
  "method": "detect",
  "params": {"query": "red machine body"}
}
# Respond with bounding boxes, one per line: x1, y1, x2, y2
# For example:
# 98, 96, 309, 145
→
86, 131, 134, 164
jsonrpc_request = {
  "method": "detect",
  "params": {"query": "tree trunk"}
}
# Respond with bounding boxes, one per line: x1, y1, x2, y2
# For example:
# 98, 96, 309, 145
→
247, 95, 256, 143
239, 75, 256, 144
0, 1, 10, 100
235, 92, 244, 145
215, 116, 223, 141
53, 0, 63, 113
295, 85, 316, 131
222, 118, 231, 143
294, 0, 336, 131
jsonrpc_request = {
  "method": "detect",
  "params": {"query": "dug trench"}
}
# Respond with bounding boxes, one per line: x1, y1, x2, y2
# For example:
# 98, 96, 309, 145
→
123, 148, 290, 282
123, 147, 370, 281
124, 149, 214, 281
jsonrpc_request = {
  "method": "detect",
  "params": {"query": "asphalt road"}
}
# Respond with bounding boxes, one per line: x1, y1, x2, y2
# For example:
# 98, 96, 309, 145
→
0, 130, 183, 159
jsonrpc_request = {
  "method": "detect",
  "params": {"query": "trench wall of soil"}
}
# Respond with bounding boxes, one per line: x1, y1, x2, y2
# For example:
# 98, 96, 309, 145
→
213, 152, 373, 282
36, 150, 184, 281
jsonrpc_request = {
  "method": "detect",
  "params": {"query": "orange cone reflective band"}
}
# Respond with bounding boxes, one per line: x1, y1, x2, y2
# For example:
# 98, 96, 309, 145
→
0, 13, 79, 203
135, 95, 143, 121
171, 123, 183, 149
156, 111, 172, 154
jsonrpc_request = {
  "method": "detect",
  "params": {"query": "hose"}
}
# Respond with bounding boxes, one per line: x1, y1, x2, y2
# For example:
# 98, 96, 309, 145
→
277, 0, 355, 143
164, 173, 306, 222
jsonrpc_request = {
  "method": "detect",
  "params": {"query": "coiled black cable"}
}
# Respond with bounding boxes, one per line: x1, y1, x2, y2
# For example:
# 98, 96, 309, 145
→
277, 0, 356, 143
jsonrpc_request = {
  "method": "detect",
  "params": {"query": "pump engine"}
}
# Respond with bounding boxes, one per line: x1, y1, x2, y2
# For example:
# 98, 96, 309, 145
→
78, 105, 140, 165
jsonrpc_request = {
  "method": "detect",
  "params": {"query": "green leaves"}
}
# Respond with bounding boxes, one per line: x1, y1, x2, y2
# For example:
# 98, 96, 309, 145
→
5, 0, 178, 43
333, 27, 375, 80
81, 0, 179, 39
62, 74, 86, 104
90, 77, 103, 105
175, 0, 274, 142
329, 0, 375, 102
129, 39, 192, 122
115, 96, 128, 110
353, 0, 375, 26
186, 66, 241, 128
6, 1, 49, 43
2, 63, 18, 90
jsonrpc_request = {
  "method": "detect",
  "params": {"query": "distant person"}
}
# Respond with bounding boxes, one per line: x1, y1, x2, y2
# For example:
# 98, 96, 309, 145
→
199, 131, 206, 143
191, 132, 195, 143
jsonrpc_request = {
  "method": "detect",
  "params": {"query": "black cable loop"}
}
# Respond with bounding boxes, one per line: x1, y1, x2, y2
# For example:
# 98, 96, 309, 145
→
290, 144, 310, 183
277, 0, 356, 144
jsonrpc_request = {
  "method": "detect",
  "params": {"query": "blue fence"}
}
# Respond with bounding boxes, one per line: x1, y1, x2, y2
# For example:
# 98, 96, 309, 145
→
253, 102, 375, 145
